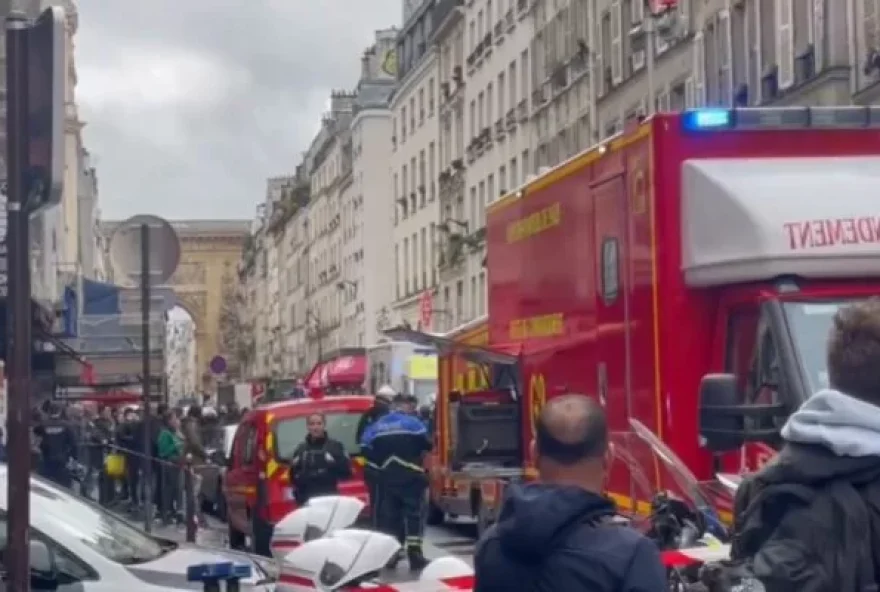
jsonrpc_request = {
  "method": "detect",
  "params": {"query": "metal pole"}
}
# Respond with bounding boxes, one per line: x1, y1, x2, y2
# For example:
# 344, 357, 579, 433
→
645, 0, 656, 114
140, 224, 153, 532
184, 458, 196, 542
5, 9, 31, 590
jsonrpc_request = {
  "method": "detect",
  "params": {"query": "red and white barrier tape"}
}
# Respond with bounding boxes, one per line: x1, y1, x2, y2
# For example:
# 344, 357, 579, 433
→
660, 544, 731, 567
278, 572, 475, 591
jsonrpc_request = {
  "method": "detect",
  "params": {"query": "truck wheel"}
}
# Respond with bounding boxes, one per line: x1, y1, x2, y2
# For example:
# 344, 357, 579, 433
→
476, 503, 493, 540
426, 500, 444, 526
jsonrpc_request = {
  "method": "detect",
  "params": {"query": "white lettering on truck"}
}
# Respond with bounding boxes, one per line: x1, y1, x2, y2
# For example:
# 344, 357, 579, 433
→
783, 217, 880, 250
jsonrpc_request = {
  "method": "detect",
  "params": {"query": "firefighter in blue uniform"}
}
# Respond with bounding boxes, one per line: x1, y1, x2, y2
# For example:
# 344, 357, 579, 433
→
360, 393, 432, 571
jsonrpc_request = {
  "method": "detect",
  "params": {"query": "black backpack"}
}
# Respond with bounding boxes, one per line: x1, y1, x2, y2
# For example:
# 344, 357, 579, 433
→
735, 478, 880, 592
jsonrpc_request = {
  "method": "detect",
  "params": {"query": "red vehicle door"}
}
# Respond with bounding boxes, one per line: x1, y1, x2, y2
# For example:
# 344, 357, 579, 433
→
225, 418, 260, 536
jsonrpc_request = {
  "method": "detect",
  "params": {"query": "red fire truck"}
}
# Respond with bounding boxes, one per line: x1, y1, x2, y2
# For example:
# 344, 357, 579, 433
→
388, 106, 880, 532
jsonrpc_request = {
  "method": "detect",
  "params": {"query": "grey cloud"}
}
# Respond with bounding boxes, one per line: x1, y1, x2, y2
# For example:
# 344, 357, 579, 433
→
77, 0, 400, 220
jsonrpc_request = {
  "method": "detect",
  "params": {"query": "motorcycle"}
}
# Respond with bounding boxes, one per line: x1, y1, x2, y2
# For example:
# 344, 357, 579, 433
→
609, 419, 735, 589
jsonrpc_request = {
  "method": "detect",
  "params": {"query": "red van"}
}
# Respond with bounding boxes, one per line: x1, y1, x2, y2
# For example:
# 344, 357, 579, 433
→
224, 395, 373, 555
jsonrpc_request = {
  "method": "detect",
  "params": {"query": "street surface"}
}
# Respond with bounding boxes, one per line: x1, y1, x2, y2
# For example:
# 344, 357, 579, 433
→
111, 510, 478, 583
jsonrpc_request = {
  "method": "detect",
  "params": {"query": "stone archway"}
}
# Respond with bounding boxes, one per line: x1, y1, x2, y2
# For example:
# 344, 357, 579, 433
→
165, 220, 250, 391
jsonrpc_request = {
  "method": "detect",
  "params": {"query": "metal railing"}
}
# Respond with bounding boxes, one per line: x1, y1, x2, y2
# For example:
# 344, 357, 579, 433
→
63, 437, 215, 543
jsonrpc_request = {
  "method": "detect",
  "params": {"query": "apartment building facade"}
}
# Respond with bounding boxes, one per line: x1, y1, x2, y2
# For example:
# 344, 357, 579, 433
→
305, 98, 354, 365
347, 33, 398, 346
391, 1, 442, 327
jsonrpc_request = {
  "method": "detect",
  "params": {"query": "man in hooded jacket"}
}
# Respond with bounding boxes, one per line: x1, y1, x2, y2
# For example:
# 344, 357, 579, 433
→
730, 299, 880, 592
474, 394, 665, 592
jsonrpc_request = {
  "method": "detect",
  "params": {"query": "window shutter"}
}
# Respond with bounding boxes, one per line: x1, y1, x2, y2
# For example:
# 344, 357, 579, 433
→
776, 0, 794, 89
693, 32, 705, 106
719, 9, 733, 105
611, 0, 623, 84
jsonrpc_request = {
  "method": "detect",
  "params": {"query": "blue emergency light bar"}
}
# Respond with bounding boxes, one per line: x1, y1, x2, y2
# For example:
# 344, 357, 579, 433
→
186, 562, 252, 582
681, 106, 880, 131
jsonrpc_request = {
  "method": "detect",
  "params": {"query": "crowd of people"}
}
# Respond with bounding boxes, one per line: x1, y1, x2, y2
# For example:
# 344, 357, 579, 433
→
30, 399, 247, 526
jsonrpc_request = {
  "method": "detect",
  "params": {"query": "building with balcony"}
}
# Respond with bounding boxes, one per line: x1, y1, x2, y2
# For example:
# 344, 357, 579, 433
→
343, 30, 398, 347
580, 0, 841, 140
435, 0, 533, 332
304, 93, 355, 365
391, 0, 444, 327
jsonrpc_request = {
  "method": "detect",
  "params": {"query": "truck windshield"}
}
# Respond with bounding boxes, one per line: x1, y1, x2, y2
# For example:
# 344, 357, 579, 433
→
783, 300, 863, 394
273, 411, 366, 460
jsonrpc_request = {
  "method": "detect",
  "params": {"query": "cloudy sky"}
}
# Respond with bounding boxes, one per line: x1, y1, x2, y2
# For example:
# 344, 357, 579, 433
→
77, 0, 400, 221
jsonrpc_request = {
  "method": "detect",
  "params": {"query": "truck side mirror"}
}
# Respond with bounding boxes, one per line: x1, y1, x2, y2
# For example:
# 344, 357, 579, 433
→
699, 373, 787, 452
699, 373, 746, 451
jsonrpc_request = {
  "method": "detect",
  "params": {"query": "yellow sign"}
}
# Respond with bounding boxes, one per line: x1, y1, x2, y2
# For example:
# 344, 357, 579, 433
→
408, 355, 437, 380
509, 313, 565, 340
530, 373, 546, 432
629, 163, 647, 215
381, 49, 398, 76
506, 202, 562, 243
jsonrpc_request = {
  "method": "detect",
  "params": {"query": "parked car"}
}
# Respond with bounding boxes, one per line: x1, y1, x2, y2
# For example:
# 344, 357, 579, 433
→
199, 424, 238, 518
0, 468, 276, 590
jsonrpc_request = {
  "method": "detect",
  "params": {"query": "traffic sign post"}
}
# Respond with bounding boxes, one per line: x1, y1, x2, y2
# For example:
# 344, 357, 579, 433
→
5, 6, 66, 589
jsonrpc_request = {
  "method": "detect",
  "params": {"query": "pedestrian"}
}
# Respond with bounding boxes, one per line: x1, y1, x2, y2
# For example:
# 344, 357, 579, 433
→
289, 413, 351, 505
34, 402, 79, 489
360, 393, 432, 571
157, 410, 184, 524
474, 395, 665, 592
181, 405, 207, 525
731, 299, 880, 591
117, 408, 141, 509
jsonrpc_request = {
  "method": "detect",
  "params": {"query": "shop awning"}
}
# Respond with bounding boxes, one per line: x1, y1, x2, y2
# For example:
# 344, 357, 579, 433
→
325, 355, 366, 386
305, 362, 329, 389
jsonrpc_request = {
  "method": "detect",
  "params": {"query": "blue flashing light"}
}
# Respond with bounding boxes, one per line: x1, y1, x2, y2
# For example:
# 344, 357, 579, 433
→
186, 562, 252, 582
681, 109, 733, 131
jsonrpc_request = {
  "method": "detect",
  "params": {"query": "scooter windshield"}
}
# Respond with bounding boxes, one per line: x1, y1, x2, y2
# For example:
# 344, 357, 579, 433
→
607, 419, 727, 537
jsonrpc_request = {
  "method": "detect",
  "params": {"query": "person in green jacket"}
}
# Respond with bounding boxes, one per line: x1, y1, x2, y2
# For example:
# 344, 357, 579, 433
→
157, 412, 183, 524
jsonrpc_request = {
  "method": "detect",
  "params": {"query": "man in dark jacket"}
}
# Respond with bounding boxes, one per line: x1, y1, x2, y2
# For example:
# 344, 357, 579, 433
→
474, 395, 665, 592
290, 413, 351, 504
731, 299, 880, 592
35, 402, 79, 489
356, 387, 392, 527
360, 394, 432, 571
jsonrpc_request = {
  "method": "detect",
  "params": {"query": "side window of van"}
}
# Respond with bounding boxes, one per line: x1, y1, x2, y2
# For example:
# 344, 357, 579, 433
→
241, 425, 257, 466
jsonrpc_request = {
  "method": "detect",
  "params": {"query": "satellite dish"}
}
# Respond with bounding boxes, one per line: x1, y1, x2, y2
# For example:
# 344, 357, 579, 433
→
108, 214, 180, 286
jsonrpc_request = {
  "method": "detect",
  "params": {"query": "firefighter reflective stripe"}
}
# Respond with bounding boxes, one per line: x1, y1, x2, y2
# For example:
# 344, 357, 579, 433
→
374, 456, 425, 473
660, 544, 731, 567
265, 431, 280, 478
277, 572, 474, 590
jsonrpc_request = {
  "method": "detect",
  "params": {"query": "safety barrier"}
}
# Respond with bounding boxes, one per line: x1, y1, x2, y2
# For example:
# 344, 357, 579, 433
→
63, 439, 210, 542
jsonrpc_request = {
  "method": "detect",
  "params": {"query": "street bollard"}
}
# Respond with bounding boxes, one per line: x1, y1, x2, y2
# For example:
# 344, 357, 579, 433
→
184, 458, 197, 543
186, 562, 252, 592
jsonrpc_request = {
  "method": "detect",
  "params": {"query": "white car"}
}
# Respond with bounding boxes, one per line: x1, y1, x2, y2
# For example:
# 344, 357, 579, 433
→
0, 467, 276, 590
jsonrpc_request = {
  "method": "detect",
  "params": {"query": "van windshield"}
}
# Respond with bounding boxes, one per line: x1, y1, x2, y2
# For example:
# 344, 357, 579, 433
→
274, 411, 366, 460
783, 300, 862, 395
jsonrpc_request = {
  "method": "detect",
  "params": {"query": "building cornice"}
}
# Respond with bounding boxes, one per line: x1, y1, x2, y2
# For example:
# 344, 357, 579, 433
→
352, 108, 391, 127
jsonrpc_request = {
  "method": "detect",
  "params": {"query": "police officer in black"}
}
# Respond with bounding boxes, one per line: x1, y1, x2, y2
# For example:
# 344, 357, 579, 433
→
35, 402, 78, 488
360, 393, 432, 571
357, 386, 393, 526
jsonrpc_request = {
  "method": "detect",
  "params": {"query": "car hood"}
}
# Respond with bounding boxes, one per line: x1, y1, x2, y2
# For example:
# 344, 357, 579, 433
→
127, 544, 274, 590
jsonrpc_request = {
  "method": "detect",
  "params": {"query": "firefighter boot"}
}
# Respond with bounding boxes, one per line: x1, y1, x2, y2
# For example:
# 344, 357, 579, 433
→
407, 547, 428, 572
